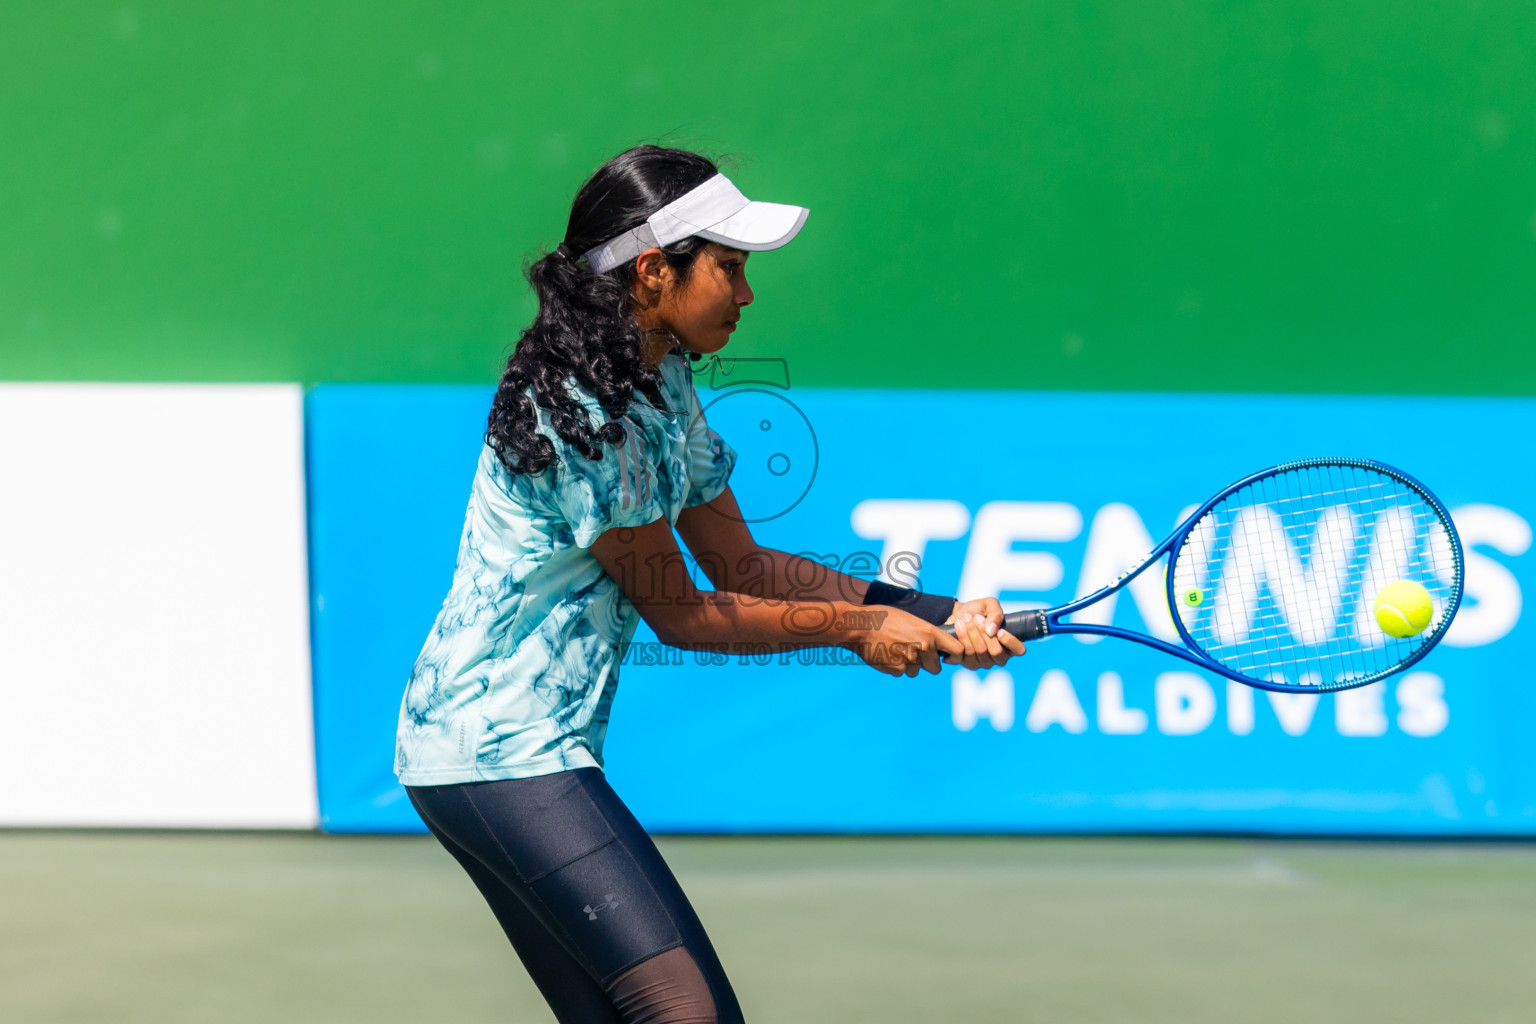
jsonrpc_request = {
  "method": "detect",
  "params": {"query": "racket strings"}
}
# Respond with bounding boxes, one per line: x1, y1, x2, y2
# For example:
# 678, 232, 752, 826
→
1171, 462, 1461, 690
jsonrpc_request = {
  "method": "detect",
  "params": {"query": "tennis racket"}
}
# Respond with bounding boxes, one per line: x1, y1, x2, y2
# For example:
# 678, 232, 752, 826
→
945, 458, 1464, 693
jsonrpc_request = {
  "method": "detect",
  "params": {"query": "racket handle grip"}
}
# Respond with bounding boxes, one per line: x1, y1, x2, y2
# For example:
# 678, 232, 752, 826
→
941, 610, 1050, 642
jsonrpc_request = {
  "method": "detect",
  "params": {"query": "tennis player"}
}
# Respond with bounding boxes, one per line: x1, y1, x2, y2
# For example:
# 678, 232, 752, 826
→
395, 145, 1024, 1024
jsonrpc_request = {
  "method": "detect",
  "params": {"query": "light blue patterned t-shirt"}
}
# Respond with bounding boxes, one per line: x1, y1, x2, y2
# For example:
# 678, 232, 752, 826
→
394, 353, 737, 785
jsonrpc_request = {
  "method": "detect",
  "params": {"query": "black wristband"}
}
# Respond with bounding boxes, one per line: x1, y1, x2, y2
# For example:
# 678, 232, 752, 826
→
862, 580, 957, 627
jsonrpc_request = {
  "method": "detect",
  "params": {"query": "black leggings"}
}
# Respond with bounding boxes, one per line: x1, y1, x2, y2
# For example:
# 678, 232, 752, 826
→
407, 769, 744, 1024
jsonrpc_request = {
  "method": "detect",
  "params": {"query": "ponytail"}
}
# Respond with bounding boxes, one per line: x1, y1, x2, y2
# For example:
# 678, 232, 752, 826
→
487, 146, 717, 476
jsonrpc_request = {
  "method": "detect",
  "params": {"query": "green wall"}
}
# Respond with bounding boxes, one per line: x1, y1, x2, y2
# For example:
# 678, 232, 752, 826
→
4, 2, 1534, 392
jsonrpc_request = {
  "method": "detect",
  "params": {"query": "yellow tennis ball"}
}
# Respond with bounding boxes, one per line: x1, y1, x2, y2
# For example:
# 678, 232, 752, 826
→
1375, 580, 1433, 638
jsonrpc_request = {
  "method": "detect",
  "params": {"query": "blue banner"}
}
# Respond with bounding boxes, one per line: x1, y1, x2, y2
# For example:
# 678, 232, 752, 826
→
308, 380, 1534, 834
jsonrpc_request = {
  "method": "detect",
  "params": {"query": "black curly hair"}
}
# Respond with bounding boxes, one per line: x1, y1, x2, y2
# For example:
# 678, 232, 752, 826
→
486, 145, 718, 476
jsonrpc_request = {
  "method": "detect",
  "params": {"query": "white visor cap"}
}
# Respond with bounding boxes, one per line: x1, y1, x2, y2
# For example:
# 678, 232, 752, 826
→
582, 173, 808, 274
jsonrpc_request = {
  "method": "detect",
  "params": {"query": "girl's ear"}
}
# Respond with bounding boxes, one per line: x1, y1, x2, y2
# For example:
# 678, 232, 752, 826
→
632, 248, 669, 302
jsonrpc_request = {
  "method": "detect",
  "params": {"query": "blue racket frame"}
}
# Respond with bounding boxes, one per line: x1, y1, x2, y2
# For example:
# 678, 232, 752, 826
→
996, 458, 1465, 694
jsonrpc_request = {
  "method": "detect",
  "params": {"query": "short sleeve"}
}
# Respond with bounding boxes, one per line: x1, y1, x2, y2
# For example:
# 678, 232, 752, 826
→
683, 397, 738, 509
535, 419, 667, 547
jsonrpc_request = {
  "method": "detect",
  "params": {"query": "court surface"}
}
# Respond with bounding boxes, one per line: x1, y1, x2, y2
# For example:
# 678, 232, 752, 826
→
3, 832, 1532, 1023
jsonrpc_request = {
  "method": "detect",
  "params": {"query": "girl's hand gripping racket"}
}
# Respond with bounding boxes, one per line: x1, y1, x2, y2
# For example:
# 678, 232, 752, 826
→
944, 458, 1464, 693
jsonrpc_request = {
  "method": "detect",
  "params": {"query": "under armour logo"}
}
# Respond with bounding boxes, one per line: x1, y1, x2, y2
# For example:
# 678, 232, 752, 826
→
583, 894, 620, 921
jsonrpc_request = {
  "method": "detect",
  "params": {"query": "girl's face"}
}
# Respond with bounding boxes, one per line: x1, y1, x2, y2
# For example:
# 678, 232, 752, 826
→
635, 243, 754, 360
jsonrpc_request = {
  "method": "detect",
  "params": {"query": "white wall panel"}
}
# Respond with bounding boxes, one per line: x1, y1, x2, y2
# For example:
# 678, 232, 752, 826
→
0, 385, 316, 827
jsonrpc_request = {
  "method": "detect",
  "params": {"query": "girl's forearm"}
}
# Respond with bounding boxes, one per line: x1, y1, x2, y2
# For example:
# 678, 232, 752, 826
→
713, 546, 872, 605
640, 592, 875, 653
